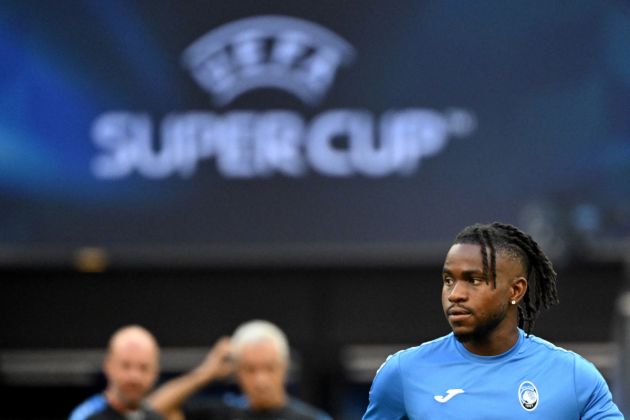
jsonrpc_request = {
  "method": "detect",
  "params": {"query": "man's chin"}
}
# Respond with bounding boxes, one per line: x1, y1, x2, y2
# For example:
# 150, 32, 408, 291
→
450, 325, 475, 343
120, 392, 145, 409
122, 400, 143, 410
453, 331, 473, 343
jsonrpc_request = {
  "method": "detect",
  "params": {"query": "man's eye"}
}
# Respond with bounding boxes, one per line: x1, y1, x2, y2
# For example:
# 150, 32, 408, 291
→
443, 277, 453, 286
472, 278, 484, 285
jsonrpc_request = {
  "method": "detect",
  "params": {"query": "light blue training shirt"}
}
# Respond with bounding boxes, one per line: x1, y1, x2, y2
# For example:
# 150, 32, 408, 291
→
363, 329, 624, 419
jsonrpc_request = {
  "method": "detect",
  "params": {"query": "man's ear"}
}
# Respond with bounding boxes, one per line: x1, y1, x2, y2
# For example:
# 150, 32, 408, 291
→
511, 276, 527, 303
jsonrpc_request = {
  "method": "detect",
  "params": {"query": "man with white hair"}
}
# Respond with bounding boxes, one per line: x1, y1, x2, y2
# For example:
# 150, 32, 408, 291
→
148, 319, 330, 420
69, 325, 163, 420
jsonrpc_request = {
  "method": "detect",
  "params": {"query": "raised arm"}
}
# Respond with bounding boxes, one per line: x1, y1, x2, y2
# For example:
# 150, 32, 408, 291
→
147, 337, 234, 420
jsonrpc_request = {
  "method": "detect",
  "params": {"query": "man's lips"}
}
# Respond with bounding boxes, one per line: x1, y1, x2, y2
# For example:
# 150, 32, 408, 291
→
447, 306, 472, 319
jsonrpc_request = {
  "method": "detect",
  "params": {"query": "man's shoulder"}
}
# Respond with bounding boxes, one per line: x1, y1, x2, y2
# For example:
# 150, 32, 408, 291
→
185, 395, 330, 420
391, 333, 454, 363
523, 334, 580, 362
221, 394, 332, 420
69, 394, 109, 420
524, 334, 610, 378
69, 395, 162, 420
284, 397, 332, 420
370, 333, 455, 383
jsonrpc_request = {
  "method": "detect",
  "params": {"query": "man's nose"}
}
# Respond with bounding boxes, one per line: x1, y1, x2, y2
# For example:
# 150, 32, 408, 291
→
254, 371, 270, 385
448, 280, 467, 302
126, 367, 144, 382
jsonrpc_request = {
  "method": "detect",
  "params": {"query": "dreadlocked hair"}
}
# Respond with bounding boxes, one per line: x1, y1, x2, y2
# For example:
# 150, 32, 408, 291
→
453, 222, 559, 336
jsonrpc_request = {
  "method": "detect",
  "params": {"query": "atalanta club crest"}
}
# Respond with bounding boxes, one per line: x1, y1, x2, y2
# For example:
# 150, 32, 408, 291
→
518, 381, 539, 411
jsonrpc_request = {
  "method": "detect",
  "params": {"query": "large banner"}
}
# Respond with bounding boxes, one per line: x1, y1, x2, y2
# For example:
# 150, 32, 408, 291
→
1, 1, 629, 265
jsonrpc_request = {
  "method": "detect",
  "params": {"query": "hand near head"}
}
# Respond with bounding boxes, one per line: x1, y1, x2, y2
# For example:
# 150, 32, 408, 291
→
193, 336, 235, 383
148, 336, 235, 419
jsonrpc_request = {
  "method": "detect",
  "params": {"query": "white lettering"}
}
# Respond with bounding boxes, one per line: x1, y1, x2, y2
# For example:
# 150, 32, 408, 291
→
91, 112, 151, 178
91, 109, 475, 179
307, 110, 370, 176
254, 111, 306, 176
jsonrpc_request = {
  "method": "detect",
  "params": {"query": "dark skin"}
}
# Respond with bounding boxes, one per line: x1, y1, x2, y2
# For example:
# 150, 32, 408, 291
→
442, 243, 528, 356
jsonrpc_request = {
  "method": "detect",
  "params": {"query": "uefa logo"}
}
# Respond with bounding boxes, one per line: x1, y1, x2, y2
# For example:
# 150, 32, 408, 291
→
182, 15, 355, 106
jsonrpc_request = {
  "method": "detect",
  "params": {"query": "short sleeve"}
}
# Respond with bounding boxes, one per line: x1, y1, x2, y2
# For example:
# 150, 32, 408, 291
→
362, 352, 407, 420
574, 355, 624, 419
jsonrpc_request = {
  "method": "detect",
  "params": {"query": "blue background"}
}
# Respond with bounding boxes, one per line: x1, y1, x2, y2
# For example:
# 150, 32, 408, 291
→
2, 0, 630, 264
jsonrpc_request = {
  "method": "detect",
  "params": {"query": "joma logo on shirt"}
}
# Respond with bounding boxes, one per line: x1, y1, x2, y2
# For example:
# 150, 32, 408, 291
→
434, 388, 465, 403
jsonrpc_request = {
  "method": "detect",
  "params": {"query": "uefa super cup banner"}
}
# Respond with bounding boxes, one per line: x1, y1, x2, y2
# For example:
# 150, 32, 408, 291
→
91, 16, 476, 179
2, 1, 628, 262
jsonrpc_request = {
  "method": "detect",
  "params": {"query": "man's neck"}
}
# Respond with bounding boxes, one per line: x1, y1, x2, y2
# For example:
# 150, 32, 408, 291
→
462, 327, 520, 356
105, 389, 139, 414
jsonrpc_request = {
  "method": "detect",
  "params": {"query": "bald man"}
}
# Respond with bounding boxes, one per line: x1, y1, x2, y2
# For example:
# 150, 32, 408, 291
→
69, 325, 163, 420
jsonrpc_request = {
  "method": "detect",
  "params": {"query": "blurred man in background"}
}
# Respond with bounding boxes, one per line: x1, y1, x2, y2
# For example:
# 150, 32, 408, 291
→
69, 324, 163, 419
148, 319, 330, 420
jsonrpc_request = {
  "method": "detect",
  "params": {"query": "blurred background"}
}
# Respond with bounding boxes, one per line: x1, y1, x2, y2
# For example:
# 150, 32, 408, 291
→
1, 0, 630, 418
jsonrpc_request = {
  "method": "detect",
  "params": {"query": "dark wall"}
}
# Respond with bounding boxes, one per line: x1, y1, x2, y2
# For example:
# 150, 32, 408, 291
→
1, 266, 445, 349
0, 260, 625, 419
1, 262, 624, 348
